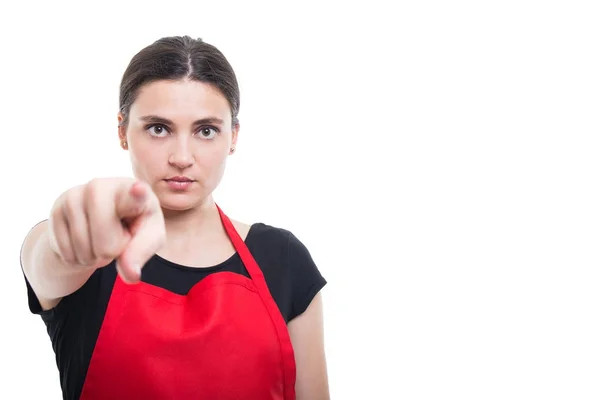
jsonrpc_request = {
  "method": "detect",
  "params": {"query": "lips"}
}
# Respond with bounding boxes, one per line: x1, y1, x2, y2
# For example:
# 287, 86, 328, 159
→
166, 176, 194, 182
164, 177, 195, 191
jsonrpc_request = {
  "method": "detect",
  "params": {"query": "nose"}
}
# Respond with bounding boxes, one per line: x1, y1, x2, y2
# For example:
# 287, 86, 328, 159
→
168, 137, 195, 169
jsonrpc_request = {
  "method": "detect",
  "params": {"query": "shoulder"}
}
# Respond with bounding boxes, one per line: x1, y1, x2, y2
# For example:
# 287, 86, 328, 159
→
246, 222, 291, 243
244, 221, 326, 321
231, 219, 290, 243
242, 220, 319, 257
244, 222, 309, 258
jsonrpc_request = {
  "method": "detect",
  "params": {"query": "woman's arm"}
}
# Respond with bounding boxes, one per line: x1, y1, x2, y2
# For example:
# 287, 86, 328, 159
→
21, 220, 97, 311
22, 179, 165, 311
288, 292, 330, 400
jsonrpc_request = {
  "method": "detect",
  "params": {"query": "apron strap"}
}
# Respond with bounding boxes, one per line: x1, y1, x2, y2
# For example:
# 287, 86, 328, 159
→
217, 204, 265, 281
216, 204, 297, 399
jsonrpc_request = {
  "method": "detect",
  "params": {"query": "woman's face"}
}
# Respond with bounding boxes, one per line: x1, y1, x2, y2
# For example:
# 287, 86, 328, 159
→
118, 79, 238, 212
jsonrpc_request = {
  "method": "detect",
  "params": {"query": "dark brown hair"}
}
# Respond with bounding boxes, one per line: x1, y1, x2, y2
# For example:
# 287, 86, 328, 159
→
119, 35, 240, 127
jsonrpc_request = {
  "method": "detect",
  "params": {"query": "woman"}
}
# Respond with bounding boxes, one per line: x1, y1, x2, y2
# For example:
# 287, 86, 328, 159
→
20, 35, 329, 400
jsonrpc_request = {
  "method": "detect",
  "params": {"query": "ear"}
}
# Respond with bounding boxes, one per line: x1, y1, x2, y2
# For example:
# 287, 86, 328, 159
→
230, 122, 240, 154
118, 113, 128, 150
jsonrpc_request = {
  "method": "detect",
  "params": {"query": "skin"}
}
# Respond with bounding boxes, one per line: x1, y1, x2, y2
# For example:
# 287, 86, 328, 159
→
119, 79, 331, 399
22, 78, 329, 398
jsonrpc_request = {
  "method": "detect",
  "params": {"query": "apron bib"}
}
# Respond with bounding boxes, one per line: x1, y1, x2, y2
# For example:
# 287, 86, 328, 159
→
79, 205, 296, 399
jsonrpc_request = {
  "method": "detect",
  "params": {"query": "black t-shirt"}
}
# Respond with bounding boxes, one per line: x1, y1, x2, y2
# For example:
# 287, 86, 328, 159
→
23, 222, 326, 400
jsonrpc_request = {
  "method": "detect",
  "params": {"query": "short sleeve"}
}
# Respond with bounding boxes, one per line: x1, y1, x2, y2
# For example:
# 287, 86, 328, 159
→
21, 267, 94, 325
21, 255, 105, 325
287, 232, 327, 321
23, 271, 51, 316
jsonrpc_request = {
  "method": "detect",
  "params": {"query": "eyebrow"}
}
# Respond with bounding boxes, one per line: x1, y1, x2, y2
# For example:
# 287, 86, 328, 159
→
139, 115, 225, 126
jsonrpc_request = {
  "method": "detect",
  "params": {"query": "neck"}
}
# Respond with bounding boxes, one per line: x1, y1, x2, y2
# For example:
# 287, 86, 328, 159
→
157, 196, 237, 267
161, 196, 222, 242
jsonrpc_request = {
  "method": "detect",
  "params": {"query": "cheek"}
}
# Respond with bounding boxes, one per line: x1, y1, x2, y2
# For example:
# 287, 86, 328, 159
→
197, 148, 229, 179
130, 145, 161, 179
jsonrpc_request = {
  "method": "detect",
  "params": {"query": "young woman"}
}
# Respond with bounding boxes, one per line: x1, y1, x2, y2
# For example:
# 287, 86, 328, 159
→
20, 35, 329, 400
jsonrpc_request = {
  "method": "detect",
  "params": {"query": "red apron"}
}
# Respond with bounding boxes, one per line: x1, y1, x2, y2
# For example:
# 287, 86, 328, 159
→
79, 205, 296, 399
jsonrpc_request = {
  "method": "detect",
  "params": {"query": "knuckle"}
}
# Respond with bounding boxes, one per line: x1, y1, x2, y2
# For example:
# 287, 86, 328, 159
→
56, 243, 76, 264
60, 253, 76, 264
74, 245, 92, 264
47, 231, 61, 252
70, 232, 90, 260
87, 177, 104, 190
71, 239, 86, 255
95, 228, 127, 258
65, 257, 77, 265
75, 257, 90, 267
96, 243, 120, 260
74, 245, 93, 264
85, 180, 103, 207
63, 191, 82, 220
49, 206, 63, 225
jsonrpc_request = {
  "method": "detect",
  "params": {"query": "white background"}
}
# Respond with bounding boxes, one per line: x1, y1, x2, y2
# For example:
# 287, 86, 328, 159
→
1, 1, 599, 399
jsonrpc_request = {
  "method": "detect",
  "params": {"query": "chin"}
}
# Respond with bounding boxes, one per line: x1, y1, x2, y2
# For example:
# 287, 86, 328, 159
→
161, 203, 194, 212
158, 193, 204, 212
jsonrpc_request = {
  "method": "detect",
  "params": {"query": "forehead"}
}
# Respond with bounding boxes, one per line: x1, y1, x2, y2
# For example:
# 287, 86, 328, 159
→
130, 79, 231, 120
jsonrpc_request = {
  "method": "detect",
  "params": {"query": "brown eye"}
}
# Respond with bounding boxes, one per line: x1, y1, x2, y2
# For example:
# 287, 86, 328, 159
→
147, 124, 169, 137
198, 127, 218, 139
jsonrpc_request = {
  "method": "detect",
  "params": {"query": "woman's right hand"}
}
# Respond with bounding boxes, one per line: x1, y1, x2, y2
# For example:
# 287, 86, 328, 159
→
47, 178, 166, 284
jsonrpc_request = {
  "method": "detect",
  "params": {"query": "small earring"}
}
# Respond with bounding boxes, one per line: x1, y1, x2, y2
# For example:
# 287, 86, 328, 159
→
122, 141, 128, 149
230, 147, 235, 154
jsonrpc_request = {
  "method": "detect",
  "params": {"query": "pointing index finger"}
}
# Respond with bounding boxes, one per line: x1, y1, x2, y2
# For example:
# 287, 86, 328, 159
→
116, 181, 151, 219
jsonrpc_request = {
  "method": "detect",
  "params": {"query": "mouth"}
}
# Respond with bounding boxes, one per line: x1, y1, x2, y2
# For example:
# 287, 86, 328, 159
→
165, 176, 194, 183
164, 176, 195, 190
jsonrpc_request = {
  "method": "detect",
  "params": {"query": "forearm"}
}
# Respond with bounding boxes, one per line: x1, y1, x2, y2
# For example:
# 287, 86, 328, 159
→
22, 222, 96, 310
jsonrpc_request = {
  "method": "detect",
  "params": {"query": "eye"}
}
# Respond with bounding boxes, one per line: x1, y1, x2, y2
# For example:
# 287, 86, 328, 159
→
198, 126, 219, 140
146, 124, 169, 137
